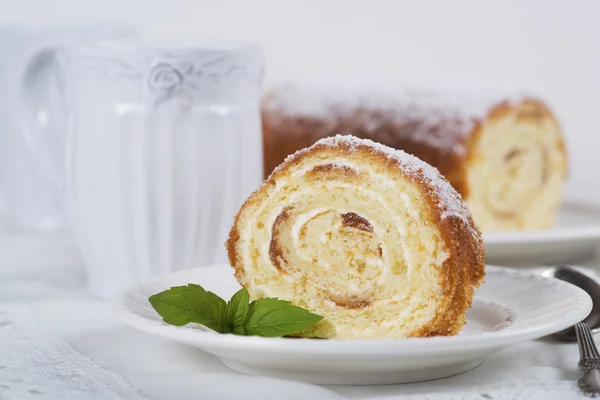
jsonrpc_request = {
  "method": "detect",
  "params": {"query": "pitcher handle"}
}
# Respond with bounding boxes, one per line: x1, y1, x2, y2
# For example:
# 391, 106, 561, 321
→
18, 43, 66, 191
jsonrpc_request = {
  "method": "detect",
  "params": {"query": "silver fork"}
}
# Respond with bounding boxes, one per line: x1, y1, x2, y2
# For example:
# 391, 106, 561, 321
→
575, 322, 600, 396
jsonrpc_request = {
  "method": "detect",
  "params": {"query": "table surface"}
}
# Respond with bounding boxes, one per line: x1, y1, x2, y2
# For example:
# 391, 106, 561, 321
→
1, 232, 599, 400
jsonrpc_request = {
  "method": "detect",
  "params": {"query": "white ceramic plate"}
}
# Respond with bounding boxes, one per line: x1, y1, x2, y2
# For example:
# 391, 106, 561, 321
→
484, 201, 600, 266
113, 264, 591, 385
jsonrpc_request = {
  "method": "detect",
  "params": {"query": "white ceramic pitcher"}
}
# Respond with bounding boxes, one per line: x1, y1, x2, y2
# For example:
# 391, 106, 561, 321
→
0, 24, 133, 234
26, 39, 264, 296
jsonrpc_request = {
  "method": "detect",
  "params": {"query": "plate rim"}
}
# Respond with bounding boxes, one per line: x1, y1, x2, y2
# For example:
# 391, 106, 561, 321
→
112, 264, 592, 355
484, 226, 600, 245
483, 201, 600, 245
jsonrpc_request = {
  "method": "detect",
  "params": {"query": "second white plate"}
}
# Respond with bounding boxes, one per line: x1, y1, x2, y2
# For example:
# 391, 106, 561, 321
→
113, 264, 591, 385
484, 201, 600, 265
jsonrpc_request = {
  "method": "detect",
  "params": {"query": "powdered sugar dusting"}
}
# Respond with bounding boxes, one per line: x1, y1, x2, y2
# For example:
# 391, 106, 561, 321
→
265, 134, 481, 243
264, 82, 530, 118
263, 83, 532, 156
317, 135, 476, 228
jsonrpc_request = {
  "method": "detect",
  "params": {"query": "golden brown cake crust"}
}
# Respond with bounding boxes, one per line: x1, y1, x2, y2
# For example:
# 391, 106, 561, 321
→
226, 136, 486, 338
261, 90, 567, 199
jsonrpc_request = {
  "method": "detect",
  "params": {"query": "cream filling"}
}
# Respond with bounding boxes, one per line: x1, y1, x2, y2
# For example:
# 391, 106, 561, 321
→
245, 161, 447, 292
238, 155, 450, 335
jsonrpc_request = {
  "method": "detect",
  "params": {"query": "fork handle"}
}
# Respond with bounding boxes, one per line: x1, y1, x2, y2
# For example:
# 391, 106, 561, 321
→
575, 322, 600, 396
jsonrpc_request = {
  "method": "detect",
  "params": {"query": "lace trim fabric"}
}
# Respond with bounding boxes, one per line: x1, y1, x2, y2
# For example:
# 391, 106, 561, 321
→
361, 383, 581, 400
336, 364, 584, 399
0, 307, 148, 400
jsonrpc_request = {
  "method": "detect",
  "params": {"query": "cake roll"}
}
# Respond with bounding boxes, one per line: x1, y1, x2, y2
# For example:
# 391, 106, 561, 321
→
227, 135, 485, 339
261, 84, 568, 232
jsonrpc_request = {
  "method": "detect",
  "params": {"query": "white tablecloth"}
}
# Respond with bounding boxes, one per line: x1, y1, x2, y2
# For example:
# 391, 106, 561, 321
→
1, 238, 600, 400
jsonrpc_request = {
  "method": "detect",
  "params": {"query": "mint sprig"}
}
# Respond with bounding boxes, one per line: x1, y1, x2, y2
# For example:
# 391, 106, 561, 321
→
148, 286, 323, 337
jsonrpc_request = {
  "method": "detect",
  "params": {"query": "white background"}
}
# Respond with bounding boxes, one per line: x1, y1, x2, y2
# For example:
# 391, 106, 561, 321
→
1, 0, 599, 200
0, 4, 598, 398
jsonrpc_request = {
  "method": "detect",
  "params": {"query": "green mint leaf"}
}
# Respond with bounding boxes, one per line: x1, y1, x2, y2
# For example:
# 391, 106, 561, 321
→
186, 284, 227, 331
149, 285, 323, 337
226, 287, 250, 329
148, 284, 226, 332
232, 325, 246, 335
244, 298, 323, 337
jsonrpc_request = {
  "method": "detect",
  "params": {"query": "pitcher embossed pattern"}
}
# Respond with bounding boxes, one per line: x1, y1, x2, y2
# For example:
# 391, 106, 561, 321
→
58, 41, 264, 296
